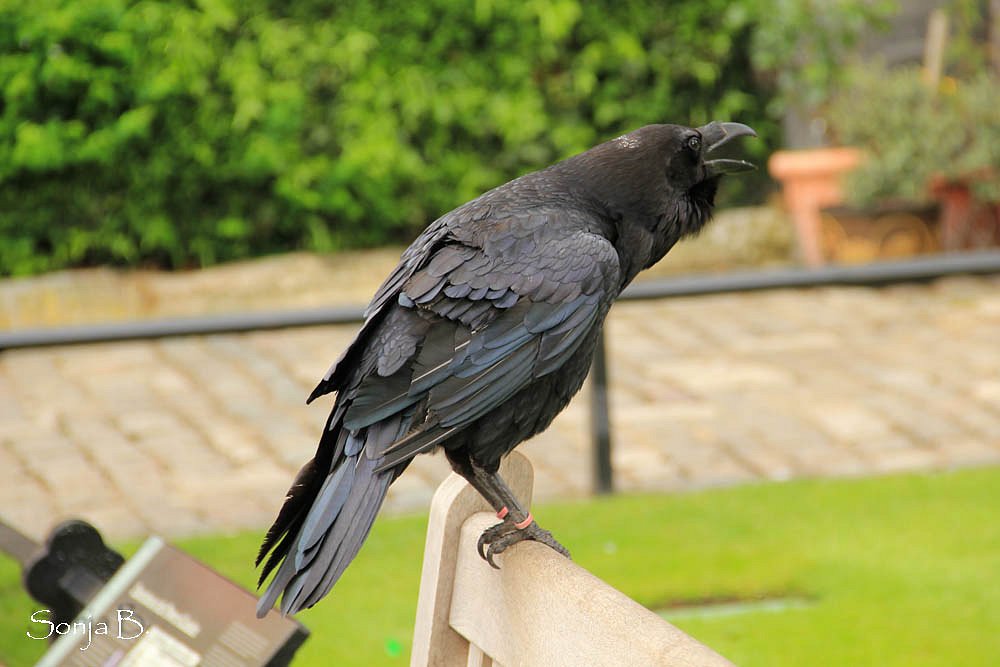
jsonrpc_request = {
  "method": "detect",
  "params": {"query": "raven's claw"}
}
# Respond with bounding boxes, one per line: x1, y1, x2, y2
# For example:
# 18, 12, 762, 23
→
476, 518, 570, 568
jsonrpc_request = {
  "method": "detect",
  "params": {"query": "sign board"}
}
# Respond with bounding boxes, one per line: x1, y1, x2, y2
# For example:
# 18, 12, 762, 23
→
36, 537, 308, 666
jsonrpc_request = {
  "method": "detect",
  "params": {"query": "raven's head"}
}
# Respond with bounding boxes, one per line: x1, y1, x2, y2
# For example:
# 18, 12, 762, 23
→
575, 120, 756, 223
568, 120, 756, 279
677, 121, 757, 181
662, 120, 757, 238
653, 120, 757, 221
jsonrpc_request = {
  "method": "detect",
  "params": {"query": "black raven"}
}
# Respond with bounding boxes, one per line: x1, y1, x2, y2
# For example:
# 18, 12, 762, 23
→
256, 121, 756, 616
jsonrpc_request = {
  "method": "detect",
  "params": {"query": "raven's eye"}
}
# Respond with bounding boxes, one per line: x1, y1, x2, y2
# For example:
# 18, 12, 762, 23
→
686, 135, 701, 153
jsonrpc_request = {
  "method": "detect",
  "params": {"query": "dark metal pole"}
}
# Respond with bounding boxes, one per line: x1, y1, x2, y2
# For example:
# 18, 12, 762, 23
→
0, 518, 39, 566
590, 330, 613, 495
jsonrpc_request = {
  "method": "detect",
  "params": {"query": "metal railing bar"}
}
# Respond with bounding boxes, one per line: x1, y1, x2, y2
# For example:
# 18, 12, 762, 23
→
0, 519, 38, 566
3, 251, 999, 352
619, 249, 1000, 301
0, 305, 365, 351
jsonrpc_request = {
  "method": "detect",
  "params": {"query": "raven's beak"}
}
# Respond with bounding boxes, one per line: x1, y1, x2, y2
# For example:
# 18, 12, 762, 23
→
698, 121, 757, 176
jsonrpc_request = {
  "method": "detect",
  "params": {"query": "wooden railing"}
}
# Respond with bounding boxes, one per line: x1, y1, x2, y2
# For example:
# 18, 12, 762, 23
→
410, 452, 734, 667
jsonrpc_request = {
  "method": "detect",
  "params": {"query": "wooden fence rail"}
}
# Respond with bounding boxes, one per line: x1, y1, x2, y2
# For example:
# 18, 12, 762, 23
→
410, 452, 734, 667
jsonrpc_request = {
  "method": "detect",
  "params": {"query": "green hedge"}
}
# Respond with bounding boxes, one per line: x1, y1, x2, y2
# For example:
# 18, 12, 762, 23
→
0, 0, 881, 275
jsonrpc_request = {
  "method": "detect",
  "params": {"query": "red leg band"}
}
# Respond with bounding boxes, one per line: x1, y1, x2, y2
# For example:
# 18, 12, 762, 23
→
514, 513, 533, 530
496, 506, 509, 520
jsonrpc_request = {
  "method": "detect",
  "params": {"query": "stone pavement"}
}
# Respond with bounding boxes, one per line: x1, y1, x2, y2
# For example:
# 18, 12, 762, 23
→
1, 266, 999, 543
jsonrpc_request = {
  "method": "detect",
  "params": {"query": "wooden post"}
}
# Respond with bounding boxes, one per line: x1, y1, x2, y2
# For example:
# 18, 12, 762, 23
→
923, 9, 949, 89
410, 453, 534, 667
991, 0, 1000, 78
449, 514, 734, 666
411, 452, 735, 666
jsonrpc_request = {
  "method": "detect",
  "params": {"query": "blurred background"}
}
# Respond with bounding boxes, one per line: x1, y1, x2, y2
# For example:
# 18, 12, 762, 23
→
0, 1, 998, 665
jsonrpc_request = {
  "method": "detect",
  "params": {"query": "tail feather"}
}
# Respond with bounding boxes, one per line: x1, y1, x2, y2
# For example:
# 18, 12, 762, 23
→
256, 456, 322, 572
256, 412, 410, 617
256, 412, 343, 580
258, 527, 298, 589
300, 459, 388, 609
295, 462, 355, 566
256, 454, 392, 617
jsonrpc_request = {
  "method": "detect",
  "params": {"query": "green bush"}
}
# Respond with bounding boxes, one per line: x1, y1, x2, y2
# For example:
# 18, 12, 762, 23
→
0, 0, 883, 275
829, 64, 1000, 206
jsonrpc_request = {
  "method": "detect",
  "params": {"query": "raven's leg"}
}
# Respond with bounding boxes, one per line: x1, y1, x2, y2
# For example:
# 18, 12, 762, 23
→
466, 462, 571, 568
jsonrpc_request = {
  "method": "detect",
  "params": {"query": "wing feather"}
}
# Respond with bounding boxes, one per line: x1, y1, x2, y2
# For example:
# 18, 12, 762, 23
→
349, 224, 619, 470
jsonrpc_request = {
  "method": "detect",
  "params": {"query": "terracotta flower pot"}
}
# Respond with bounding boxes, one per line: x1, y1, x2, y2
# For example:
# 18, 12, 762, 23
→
928, 174, 1000, 250
768, 147, 863, 266
818, 203, 939, 264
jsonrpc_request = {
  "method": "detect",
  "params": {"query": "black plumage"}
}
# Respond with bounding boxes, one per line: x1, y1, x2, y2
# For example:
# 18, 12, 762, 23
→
256, 121, 756, 616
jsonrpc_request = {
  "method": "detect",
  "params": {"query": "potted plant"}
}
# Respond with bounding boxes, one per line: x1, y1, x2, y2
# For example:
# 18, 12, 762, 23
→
747, 1, 899, 265
768, 145, 864, 265
826, 63, 1000, 255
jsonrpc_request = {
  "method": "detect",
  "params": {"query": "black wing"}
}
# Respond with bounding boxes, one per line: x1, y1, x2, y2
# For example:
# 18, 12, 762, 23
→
334, 209, 621, 471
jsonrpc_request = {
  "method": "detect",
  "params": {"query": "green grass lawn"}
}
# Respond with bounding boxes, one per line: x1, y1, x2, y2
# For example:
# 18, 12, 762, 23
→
2, 465, 998, 666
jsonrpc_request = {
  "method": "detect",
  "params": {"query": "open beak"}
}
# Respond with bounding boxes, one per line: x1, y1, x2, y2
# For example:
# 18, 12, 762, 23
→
698, 121, 757, 177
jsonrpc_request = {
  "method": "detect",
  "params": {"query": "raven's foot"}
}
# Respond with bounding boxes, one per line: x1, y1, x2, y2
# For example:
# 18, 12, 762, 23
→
476, 515, 571, 569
